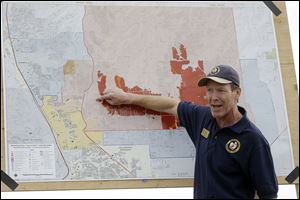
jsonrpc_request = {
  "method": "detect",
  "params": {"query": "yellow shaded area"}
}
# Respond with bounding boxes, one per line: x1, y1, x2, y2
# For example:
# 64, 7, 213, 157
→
85, 131, 104, 145
41, 96, 103, 150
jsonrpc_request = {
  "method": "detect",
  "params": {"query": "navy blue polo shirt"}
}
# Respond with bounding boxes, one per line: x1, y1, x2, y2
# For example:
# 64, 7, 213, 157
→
178, 102, 278, 199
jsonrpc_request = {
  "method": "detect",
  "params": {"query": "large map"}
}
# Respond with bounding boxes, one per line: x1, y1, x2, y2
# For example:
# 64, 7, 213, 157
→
1, 2, 294, 182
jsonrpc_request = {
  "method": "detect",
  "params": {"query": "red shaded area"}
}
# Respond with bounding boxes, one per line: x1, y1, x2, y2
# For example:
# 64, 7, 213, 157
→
97, 44, 206, 130
161, 115, 178, 129
97, 71, 177, 128
170, 44, 207, 105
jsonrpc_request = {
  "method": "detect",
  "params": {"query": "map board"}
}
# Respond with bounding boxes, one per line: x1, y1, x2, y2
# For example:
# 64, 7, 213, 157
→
1, 1, 299, 191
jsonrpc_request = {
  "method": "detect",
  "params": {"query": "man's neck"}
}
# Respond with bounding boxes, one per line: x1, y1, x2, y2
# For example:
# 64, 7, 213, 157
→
216, 107, 243, 129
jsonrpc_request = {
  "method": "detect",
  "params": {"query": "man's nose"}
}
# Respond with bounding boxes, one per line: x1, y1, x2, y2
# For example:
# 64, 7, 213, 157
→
209, 91, 219, 101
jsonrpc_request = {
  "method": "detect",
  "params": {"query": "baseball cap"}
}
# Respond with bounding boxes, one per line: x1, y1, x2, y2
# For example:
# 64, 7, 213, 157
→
198, 64, 240, 87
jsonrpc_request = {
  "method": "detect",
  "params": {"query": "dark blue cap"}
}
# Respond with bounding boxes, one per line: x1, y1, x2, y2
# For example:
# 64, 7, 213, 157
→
198, 65, 240, 87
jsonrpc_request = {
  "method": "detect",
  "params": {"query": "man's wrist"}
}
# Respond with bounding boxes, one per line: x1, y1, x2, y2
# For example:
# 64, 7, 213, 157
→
126, 93, 137, 104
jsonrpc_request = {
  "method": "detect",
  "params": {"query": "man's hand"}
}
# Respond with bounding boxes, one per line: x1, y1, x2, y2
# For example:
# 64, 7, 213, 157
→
97, 88, 179, 117
96, 88, 132, 105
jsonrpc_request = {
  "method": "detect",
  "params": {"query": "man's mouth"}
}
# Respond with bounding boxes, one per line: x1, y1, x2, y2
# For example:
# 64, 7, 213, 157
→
212, 105, 222, 108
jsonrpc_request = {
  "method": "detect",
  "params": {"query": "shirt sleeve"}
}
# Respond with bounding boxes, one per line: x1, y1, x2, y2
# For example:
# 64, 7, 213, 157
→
177, 102, 209, 145
249, 144, 278, 199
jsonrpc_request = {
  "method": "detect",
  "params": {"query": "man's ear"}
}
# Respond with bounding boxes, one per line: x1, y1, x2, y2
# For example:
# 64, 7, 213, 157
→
235, 88, 241, 103
236, 88, 241, 96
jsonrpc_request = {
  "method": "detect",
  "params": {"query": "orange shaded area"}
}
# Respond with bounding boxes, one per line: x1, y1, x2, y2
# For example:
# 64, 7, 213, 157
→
170, 44, 207, 105
115, 75, 129, 92
97, 70, 106, 95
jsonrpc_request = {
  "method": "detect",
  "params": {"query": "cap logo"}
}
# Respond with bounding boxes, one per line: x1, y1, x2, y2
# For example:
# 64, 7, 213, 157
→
210, 66, 220, 75
225, 139, 240, 153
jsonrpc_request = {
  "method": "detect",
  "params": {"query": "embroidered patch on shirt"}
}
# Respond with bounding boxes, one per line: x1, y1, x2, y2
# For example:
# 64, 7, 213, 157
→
200, 128, 210, 138
225, 139, 240, 153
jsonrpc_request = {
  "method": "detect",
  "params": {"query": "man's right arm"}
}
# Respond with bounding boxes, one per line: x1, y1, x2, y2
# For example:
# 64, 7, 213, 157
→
97, 88, 179, 117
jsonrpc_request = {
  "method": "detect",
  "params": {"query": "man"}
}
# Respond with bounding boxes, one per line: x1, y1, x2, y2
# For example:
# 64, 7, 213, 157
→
97, 65, 278, 199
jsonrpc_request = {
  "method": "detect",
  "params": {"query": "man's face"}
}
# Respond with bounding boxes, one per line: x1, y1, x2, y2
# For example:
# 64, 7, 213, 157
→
206, 80, 240, 120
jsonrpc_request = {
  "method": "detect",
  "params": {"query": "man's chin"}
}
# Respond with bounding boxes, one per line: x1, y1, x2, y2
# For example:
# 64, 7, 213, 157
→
211, 111, 223, 119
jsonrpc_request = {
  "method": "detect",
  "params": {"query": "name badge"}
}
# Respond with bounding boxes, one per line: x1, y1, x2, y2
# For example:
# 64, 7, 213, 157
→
201, 128, 210, 138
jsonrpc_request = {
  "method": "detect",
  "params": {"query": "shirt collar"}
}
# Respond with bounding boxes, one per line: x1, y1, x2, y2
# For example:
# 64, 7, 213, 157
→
229, 106, 249, 134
